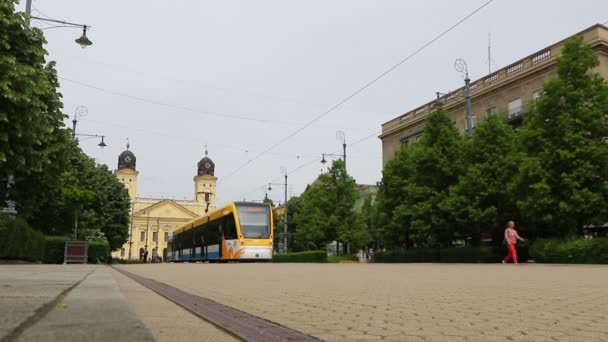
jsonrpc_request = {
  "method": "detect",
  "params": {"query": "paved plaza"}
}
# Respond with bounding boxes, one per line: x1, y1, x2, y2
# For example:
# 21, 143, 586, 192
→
2, 263, 608, 341
116, 263, 608, 342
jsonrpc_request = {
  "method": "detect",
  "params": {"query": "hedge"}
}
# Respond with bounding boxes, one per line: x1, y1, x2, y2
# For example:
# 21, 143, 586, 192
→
273, 250, 327, 263
530, 238, 608, 264
0, 215, 111, 264
328, 255, 359, 263
374, 245, 529, 263
44, 236, 68, 264
0, 216, 45, 262
88, 241, 110, 264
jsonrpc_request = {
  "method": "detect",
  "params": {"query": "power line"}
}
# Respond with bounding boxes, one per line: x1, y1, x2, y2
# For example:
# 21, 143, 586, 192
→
239, 127, 383, 200
219, 0, 496, 182
59, 76, 301, 126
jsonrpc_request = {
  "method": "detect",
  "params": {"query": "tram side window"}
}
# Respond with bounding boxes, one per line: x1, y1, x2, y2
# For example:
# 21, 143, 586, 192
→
203, 221, 220, 246
193, 225, 205, 247
223, 214, 238, 240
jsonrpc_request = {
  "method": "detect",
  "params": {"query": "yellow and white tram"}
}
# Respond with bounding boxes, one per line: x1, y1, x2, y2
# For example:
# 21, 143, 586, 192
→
167, 202, 273, 262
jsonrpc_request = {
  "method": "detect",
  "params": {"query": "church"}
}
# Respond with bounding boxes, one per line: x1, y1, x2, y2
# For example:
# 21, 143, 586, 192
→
110, 143, 218, 261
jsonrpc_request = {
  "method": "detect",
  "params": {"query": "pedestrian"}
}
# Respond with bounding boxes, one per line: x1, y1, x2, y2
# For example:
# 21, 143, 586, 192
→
143, 249, 149, 263
502, 221, 525, 264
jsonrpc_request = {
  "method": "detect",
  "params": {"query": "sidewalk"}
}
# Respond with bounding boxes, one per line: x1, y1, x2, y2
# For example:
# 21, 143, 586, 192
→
0, 265, 154, 341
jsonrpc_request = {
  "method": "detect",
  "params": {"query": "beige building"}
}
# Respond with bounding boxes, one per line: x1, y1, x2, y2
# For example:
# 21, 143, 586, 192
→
111, 144, 218, 261
380, 24, 608, 165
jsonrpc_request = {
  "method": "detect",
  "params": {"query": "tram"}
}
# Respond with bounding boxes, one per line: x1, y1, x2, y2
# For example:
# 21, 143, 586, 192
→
167, 202, 273, 262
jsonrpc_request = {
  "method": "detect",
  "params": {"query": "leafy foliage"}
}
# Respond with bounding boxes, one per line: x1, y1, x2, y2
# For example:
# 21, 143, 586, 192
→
530, 238, 608, 264
373, 36, 608, 251
514, 36, 608, 237
272, 250, 327, 263
0, 0, 65, 201
0, 1, 131, 250
292, 160, 368, 252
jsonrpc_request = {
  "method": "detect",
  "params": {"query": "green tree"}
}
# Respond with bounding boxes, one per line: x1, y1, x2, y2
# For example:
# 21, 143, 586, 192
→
514, 36, 608, 237
441, 114, 519, 245
375, 109, 464, 248
293, 160, 363, 253
0, 0, 65, 203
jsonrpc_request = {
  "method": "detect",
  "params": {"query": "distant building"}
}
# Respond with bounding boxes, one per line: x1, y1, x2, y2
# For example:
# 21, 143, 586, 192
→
354, 184, 378, 211
380, 24, 608, 165
111, 144, 218, 261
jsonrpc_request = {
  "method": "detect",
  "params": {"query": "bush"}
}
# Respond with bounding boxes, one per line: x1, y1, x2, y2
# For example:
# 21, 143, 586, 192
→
273, 250, 327, 263
0, 216, 45, 262
530, 238, 608, 264
88, 241, 110, 264
328, 255, 359, 263
374, 245, 529, 263
43, 236, 67, 264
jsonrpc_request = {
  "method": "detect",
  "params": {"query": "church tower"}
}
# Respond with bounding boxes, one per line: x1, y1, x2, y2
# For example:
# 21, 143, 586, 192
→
193, 147, 217, 213
115, 140, 139, 200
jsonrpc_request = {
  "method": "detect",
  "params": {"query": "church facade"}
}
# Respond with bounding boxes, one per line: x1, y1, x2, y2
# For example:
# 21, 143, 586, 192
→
111, 145, 218, 261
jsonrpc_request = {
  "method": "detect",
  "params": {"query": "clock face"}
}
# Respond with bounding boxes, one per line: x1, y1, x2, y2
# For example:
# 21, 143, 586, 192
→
205, 162, 211, 168
125, 156, 132, 163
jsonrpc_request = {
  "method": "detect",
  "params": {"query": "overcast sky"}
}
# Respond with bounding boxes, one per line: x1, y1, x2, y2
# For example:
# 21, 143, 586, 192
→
18, 0, 608, 205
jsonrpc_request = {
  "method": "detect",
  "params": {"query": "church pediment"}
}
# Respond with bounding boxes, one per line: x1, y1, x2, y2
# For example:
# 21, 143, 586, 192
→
133, 200, 199, 219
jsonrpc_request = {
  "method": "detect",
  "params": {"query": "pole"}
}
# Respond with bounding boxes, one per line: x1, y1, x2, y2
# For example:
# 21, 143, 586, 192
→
25, 0, 32, 27
283, 173, 288, 253
343, 142, 346, 169
464, 76, 473, 138
156, 217, 160, 262
145, 211, 150, 252
74, 208, 78, 240
128, 201, 134, 260
72, 117, 77, 139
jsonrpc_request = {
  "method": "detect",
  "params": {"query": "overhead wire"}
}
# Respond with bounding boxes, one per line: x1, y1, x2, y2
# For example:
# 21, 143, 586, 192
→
58, 76, 302, 126
219, 0, 497, 183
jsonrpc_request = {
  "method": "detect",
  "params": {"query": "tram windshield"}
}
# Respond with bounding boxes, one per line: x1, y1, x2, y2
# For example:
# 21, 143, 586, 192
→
236, 204, 270, 239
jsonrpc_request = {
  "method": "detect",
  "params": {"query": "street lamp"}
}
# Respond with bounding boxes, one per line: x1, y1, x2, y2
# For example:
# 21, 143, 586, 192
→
203, 188, 212, 213
71, 106, 107, 147
321, 131, 347, 169
25, 0, 93, 48
268, 167, 288, 253
455, 59, 474, 138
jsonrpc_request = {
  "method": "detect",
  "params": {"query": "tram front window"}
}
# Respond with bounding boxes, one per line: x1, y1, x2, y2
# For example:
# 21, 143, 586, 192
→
237, 204, 270, 239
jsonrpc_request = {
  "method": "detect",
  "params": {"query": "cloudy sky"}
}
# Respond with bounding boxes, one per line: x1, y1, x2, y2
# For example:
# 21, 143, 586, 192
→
18, 0, 608, 205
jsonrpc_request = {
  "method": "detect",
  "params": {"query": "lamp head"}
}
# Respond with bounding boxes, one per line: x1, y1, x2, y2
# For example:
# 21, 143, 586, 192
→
75, 26, 92, 48
321, 154, 327, 164
98, 136, 107, 148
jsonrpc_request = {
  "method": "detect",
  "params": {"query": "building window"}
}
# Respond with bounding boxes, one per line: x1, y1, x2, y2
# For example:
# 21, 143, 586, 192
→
153, 232, 158, 242
140, 231, 145, 242
508, 98, 522, 117
533, 90, 542, 101
164, 232, 169, 241
400, 139, 409, 147
120, 248, 125, 257
486, 107, 497, 116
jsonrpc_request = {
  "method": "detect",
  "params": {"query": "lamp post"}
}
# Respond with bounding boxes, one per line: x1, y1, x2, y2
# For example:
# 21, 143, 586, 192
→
128, 199, 134, 260
145, 211, 150, 258
72, 106, 107, 147
268, 167, 288, 253
321, 131, 347, 170
455, 59, 474, 138
24, 1, 93, 48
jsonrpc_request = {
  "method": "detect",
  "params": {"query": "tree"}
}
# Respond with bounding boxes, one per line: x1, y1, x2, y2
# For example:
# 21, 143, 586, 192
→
0, 0, 65, 203
292, 160, 363, 253
375, 109, 465, 248
514, 36, 608, 237
441, 114, 519, 245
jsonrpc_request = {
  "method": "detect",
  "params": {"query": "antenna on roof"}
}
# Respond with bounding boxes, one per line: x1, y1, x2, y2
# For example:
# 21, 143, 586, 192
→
488, 32, 492, 74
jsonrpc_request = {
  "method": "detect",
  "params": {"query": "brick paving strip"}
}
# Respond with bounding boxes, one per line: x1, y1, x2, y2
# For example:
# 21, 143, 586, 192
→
113, 267, 320, 342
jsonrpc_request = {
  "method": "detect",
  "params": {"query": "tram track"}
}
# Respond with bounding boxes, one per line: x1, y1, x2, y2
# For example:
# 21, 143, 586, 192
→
113, 267, 320, 342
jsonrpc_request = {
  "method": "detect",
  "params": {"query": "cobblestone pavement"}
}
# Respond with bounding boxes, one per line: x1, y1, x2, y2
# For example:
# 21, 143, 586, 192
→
116, 263, 608, 342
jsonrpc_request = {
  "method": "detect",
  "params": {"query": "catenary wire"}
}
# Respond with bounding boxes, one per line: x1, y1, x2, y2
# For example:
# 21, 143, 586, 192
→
59, 77, 302, 126
219, 0, 496, 183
